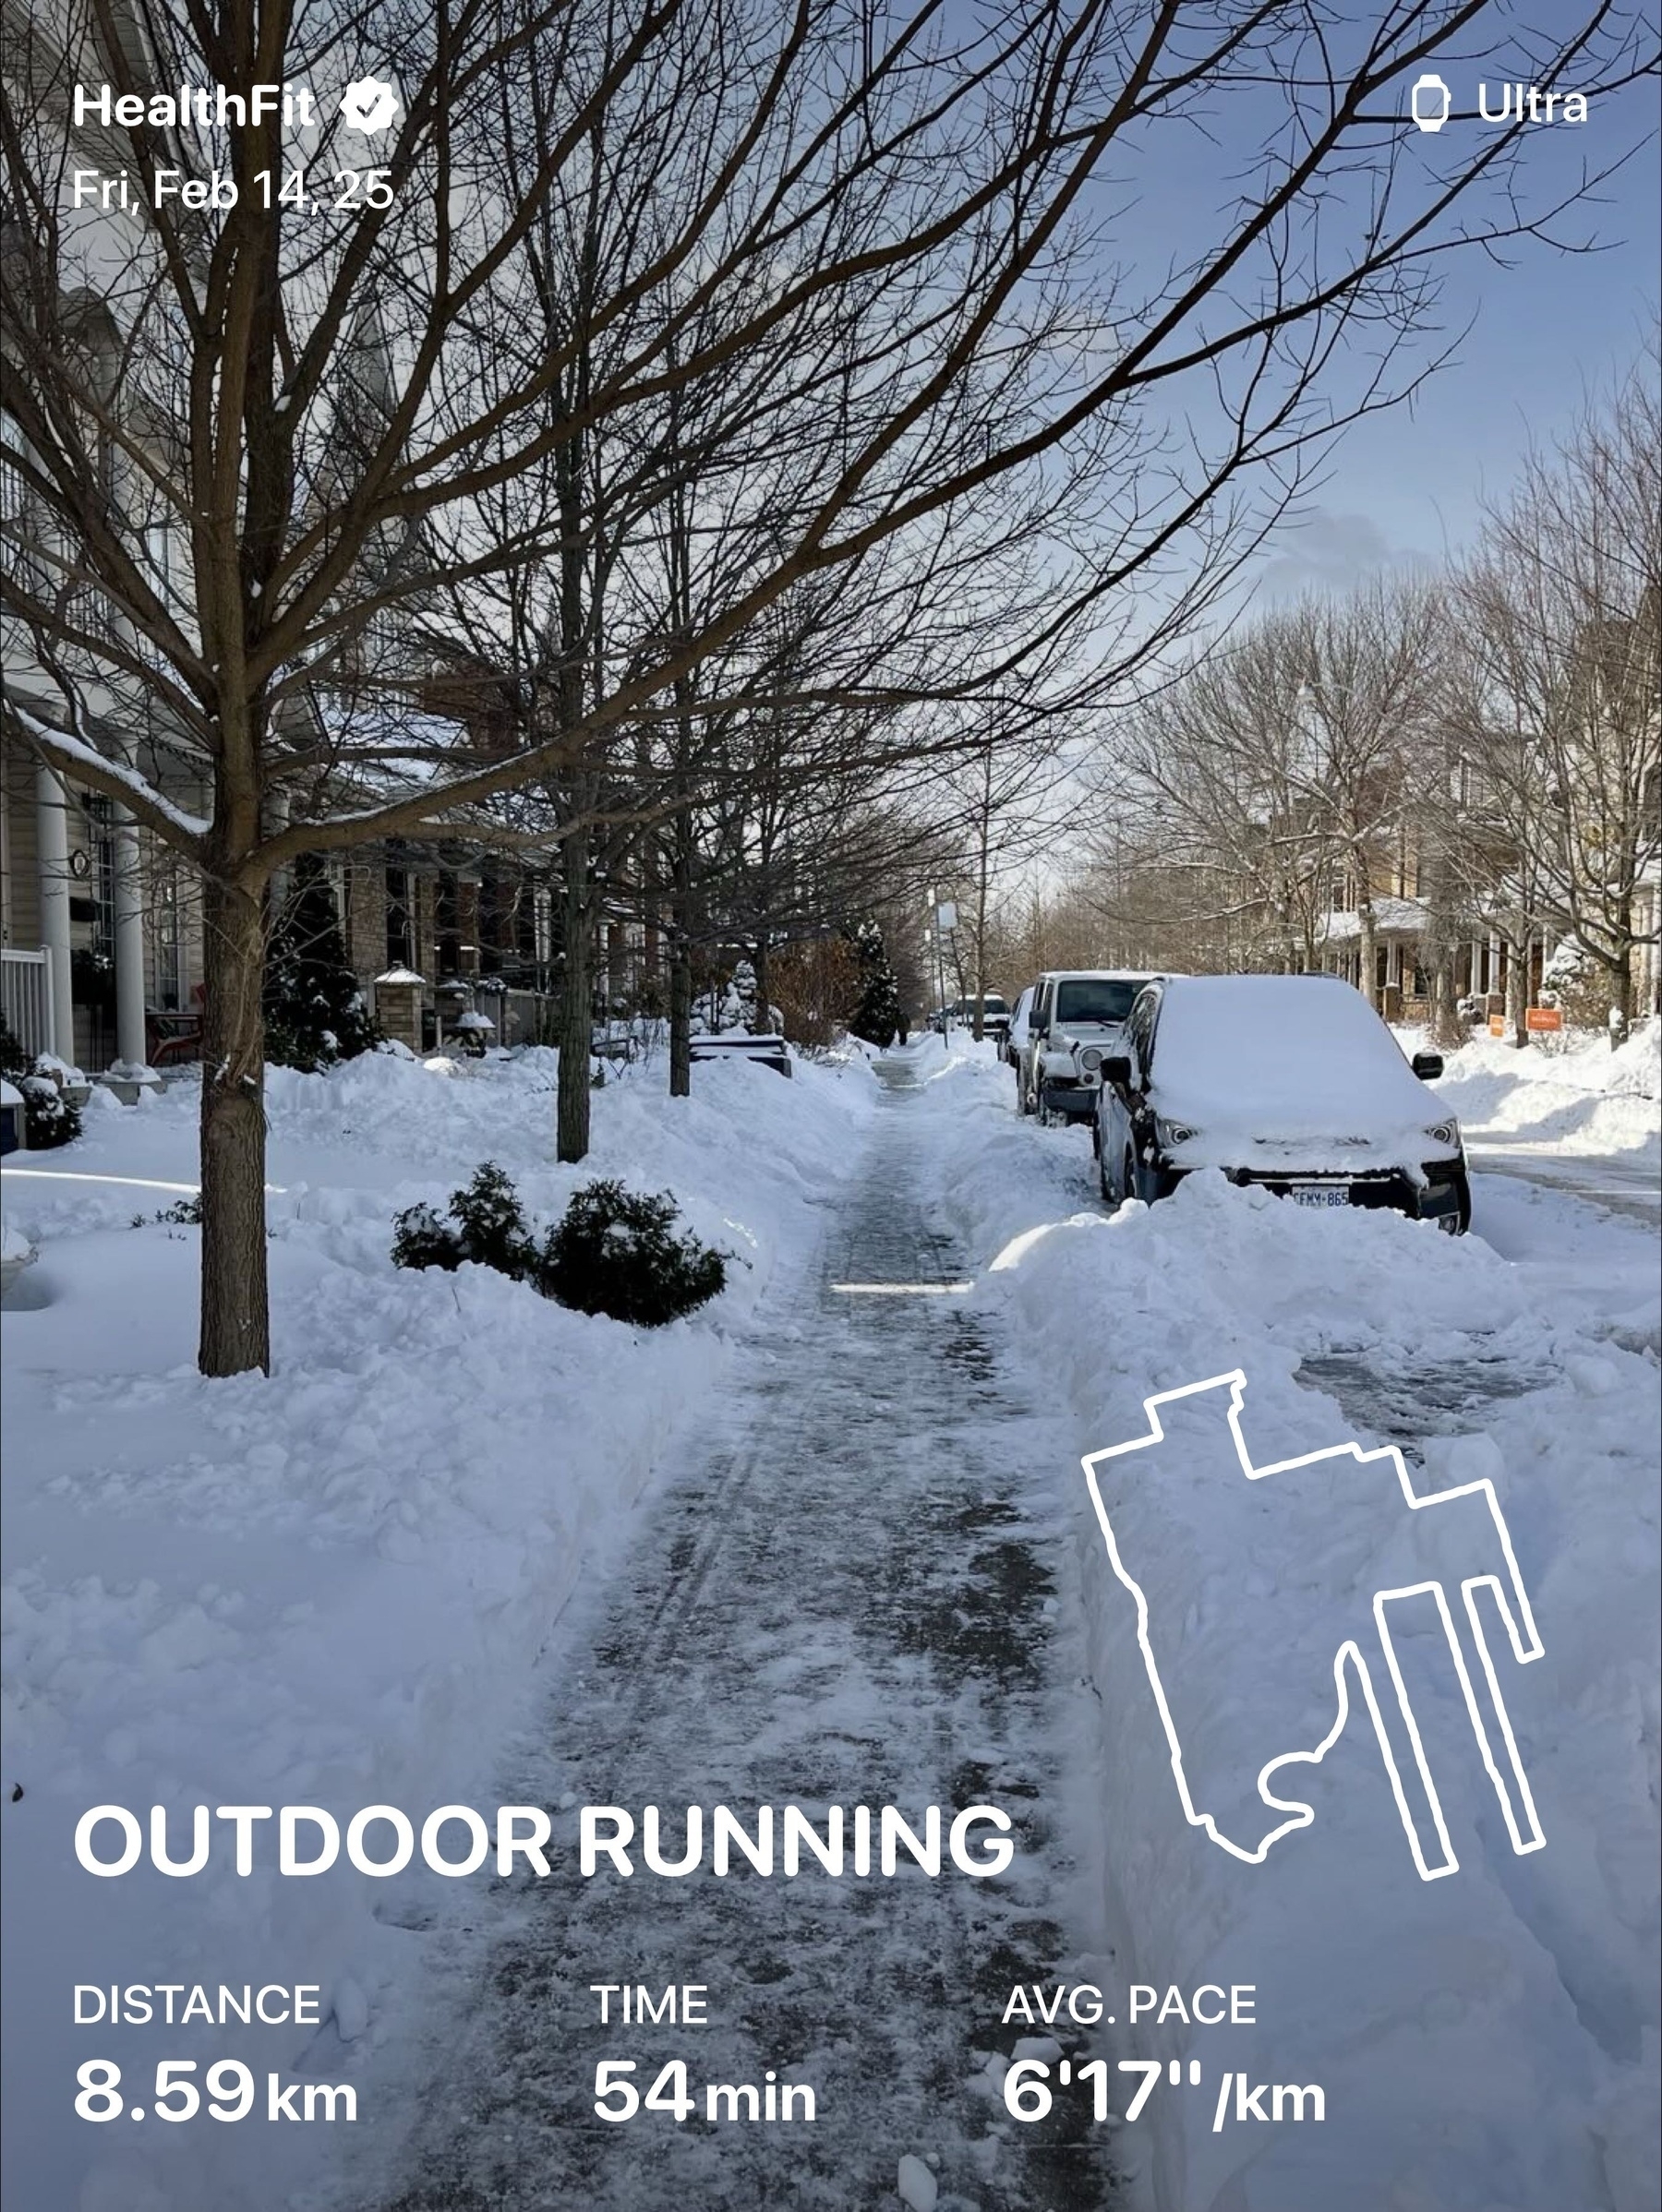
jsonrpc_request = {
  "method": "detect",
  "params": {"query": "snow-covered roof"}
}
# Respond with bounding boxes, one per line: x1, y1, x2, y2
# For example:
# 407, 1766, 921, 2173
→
373, 966, 427, 987
1318, 896, 1428, 944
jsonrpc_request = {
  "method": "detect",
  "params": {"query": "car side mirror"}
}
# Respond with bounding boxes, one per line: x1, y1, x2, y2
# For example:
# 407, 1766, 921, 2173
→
1101, 1054, 1132, 1088
1411, 1052, 1444, 1081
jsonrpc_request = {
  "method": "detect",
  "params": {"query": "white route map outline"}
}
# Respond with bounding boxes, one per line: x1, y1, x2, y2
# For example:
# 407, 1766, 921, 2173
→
1081, 1371, 1547, 1881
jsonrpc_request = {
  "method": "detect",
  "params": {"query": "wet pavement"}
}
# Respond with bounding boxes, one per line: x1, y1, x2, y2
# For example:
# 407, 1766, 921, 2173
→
1466, 1144, 1660, 1226
367, 1056, 1117, 2212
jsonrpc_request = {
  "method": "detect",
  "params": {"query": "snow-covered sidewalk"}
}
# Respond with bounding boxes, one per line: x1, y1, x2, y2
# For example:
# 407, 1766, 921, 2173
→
1, 1045, 875, 2212
909, 1039, 1659, 2212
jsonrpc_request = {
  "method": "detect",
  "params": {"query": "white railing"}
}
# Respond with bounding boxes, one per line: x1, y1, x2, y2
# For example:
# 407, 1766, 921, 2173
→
1, 947, 54, 1060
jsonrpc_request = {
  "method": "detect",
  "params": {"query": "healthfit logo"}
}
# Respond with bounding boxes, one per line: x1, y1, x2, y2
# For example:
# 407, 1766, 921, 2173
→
74, 83, 319, 130
72, 77, 402, 138
1409, 73, 1589, 131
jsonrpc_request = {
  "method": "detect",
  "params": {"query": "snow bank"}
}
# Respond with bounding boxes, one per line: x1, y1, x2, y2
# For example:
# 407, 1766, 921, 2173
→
0, 1044, 876, 2212
911, 1046, 1659, 2212
1403, 1017, 1660, 1164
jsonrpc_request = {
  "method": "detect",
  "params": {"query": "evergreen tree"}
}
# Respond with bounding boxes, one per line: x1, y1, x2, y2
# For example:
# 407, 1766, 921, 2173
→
263, 857, 378, 1072
846, 919, 902, 1048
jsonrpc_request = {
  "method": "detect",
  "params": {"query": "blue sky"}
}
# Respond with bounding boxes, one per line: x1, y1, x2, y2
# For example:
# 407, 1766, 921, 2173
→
1250, 86, 1660, 597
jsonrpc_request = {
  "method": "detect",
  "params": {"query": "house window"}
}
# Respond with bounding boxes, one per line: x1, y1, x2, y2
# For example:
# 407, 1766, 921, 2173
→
385, 868, 414, 969
436, 872, 459, 977
144, 522, 174, 608
0, 408, 48, 596
80, 794, 116, 961
153, 860, 183, 1008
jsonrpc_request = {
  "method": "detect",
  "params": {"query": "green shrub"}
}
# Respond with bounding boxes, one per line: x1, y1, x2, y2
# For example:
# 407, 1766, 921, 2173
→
1, 1020, 82, 1148
391, 1162, 535, 1279
131, 1196, 204, 1228
536, 1178, 727, 1327
19, 1076, 81, 1149
391, 1166, 727, 1327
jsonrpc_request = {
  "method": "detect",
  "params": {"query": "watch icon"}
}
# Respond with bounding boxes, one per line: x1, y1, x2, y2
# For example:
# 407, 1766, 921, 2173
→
1410, 74, 1453, 132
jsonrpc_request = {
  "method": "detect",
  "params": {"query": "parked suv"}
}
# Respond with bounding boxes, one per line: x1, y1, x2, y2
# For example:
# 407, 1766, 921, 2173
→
1094, 973, 1470, 1232
1019, 970, 1166, 1123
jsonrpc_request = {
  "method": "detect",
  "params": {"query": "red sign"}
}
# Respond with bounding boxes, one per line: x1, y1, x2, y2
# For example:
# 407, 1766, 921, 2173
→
1525, 1006, 1563, 1033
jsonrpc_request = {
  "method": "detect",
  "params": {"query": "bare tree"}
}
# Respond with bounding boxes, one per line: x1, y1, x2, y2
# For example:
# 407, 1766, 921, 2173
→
1455, 353, 1661, 1040
5, 0, 1651, 1370
1103, 622, 1339, 972
1292, 580, 1447, 1006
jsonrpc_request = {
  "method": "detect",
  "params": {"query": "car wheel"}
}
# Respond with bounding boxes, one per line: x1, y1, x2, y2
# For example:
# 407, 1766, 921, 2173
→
1123, 1148, 1140, 1203
1451, 1167, 1473, 1235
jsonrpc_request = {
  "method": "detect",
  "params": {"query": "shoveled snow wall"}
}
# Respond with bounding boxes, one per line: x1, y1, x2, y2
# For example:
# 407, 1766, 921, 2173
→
915, 1042, 1660, 2212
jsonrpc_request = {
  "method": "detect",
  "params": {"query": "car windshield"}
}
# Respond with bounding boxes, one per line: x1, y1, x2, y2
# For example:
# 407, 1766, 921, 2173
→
1055, 980, 1138, 1025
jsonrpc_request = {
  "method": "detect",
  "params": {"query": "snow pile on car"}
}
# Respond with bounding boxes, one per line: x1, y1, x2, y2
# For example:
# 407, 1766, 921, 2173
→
0, 1042, 875, 2212
916, 1044, 1658, 2212
1148, 974, 1451, 1176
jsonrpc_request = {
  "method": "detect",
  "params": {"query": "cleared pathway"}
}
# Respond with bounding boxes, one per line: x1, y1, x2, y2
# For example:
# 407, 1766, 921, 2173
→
366, 1057, 1116, 2212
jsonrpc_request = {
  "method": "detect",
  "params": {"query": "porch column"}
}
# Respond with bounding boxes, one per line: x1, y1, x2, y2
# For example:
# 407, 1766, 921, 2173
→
33, 760, 76, 1064
112, 807, 148, 1067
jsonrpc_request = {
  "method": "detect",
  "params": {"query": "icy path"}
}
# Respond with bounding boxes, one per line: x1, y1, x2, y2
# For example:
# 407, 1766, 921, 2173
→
1468, 1142, 1660, 1224
362, 1059, 1116, 2212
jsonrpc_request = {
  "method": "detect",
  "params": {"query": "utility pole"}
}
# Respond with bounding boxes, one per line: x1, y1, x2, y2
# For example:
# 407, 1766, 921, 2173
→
932, 891, 957, 1052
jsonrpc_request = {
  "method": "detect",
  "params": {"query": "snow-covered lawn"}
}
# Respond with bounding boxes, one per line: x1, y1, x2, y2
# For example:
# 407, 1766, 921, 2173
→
912, 1040, 1659, 2212
0, 1045, 875, 2212
1404, 1016, 1660, 1165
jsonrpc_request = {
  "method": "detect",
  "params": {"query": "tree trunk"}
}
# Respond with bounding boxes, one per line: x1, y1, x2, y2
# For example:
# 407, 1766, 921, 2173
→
971, 809, 991, 1041
751, 935, 771, 1036
1506, 936, 1529, 1048
1356, 896, 1378, 1010
668, 813, 692, 1097
198, 872, 271, 1376
1607, 948, 1633, 1047
1429, 940, 1461, 1050
668, 935, 692, 1096
557, 827, 591, 1161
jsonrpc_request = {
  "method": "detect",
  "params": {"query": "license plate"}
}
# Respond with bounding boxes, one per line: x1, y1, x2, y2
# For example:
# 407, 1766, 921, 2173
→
1290, 1184, 1349, 1208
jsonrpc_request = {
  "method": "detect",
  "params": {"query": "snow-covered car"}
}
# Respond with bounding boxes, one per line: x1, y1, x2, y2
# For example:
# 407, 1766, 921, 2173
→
1005, 984, 1036, 1073
1019, 969, 1167, 1122
1094, 973, 1470, 1232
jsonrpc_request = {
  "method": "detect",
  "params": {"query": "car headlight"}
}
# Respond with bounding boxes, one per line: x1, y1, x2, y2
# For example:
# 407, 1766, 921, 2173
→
1424, 1118, 1461, 1149
1155, 1117, 1199, 1147
1077, 1045, 1103, 1073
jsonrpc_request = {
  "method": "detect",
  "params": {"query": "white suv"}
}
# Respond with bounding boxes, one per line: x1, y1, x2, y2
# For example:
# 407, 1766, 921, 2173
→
1018, 970, 1167, 1124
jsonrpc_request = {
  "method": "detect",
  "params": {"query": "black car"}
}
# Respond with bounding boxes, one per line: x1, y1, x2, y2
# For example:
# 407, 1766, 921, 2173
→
1094, 974, 1470, 1232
